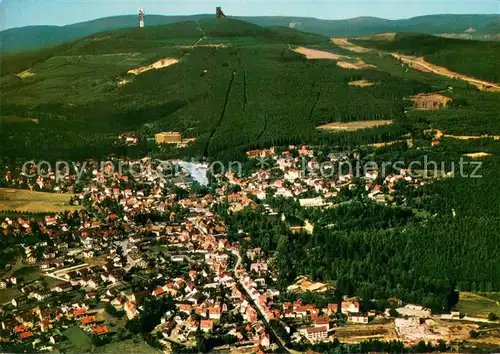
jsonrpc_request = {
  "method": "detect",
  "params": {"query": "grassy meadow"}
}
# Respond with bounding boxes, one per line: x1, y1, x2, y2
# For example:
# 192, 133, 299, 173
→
0, 188, 80, 213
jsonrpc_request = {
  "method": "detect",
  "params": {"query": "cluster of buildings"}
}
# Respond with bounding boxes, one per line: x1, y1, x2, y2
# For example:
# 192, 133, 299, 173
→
0, 144, 467, 351
0, 158, 278, 351
227, 145, 429, 214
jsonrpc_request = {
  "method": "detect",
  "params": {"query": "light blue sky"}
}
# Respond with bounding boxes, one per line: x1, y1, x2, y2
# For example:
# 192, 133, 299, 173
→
1, 0, 498, 30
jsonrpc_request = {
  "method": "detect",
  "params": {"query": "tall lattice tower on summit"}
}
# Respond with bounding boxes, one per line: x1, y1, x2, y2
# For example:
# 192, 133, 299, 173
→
215, 7, 227, 19
138, 9, 145, 28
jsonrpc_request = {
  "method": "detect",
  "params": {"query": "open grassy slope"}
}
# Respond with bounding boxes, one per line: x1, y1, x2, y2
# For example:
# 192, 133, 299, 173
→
0, 188, 80, 213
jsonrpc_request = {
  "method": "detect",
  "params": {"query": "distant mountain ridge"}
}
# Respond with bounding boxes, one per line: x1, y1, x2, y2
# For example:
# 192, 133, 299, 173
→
1, 13, 499, 54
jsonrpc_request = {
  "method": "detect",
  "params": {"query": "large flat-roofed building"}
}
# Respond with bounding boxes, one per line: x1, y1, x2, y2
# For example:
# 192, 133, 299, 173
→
155, 131, 182, 144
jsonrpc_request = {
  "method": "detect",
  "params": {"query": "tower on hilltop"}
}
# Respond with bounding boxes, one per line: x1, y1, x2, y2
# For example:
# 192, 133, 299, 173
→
215, 7, 227, 19
138, 9, 145, 28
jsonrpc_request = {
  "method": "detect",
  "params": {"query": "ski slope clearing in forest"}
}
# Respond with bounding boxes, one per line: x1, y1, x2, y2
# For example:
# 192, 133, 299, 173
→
318, 120, 392, 131
127, 58, 179, 75
293, 46, 348, 60
333, 37, 500, 91
391, 53, 500, 92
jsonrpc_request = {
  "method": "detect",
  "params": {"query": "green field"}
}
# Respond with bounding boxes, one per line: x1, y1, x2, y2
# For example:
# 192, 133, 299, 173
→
458, 292, 500, 318
95, 338, 160, 353
62, 326, 93, 351
0, 188, 80, 213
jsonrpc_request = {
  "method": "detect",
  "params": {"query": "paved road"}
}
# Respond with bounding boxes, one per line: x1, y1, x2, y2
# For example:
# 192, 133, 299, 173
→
229, 248, 290, 353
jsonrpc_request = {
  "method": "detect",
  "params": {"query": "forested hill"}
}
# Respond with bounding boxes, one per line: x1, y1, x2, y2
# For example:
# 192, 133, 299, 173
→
2, 16, 500, 319
354, 33, 500, 84
1, 13, 499, 54
3, 17, 500, 163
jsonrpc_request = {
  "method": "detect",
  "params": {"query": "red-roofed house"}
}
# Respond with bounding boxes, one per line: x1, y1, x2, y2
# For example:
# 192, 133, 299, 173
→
81, 316, 96, 327
314, 316, 330, 331
200, 320, 214, 332
92, 326, 109, 335
19, 331, 33, 340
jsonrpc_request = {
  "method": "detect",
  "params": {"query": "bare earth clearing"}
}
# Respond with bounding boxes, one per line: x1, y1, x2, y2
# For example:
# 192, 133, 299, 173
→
127, 58, 179, 75
318, 120, 392, 131
0, 188, 80, 213
332, 38, 371, 53
293, 46, 347, 60
433, 130, 500, 141
287, 276, 329, 293
16, 70, 36, 79
348, 80, 374, 87
293, 46, 376, 69
337, 59, 376, 70
463, 152, 491, 158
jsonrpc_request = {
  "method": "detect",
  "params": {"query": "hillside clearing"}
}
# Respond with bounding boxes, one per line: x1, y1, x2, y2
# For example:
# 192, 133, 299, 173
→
337, 59, 376, 70
175, 44, 226, 48
335, 37, 500, 91
0, 116, 39, 124
457, 292, 500, 318
463, 152, 491, 158
370, 33, 397, 41
117, 78, 130, 87
293, 46, 348, 60
445, 135, 500, 141
348, 79, 374, 87
391, 53, 500, 92
0, 188, 80, 213
332, 38, 371, 53
16, 70, 35, 79
318, 120, 392, 131
127, 58, 179, 75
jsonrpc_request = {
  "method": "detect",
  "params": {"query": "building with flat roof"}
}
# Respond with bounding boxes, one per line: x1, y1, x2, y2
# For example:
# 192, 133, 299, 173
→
155, 132, 182, 144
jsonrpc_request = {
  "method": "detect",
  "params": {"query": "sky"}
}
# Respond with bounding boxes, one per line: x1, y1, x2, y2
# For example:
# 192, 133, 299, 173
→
0, 0, 498, 30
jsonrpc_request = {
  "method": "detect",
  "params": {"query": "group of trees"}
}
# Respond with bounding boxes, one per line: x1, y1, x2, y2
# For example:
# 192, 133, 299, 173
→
126, 296, 175, 334
222, 183, 500, 313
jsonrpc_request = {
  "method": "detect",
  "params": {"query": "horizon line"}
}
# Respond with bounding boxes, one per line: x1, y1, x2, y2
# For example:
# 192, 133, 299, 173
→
1, 12, 498, 32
